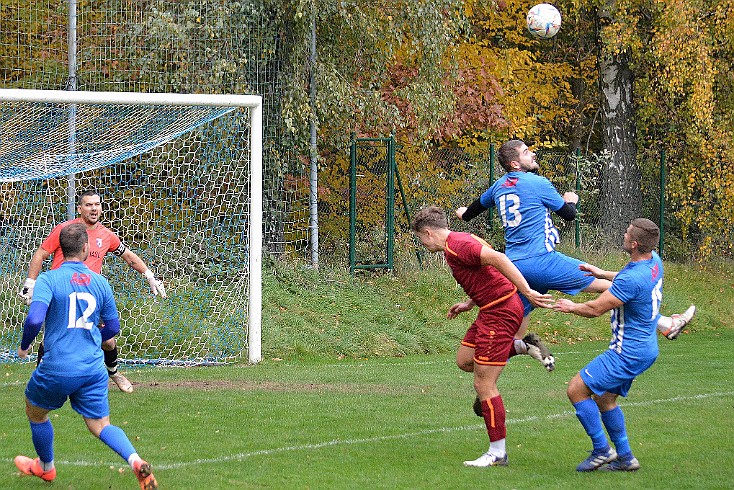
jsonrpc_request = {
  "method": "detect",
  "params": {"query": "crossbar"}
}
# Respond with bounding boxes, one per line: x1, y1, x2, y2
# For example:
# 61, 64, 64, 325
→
0, 88, 262, 108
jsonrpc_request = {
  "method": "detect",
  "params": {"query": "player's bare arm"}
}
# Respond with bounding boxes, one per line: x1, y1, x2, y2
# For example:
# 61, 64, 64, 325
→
18, 247, 52, 305
479, 246, 553, 309
447, 299, 475, 319
119, 248, 166, 297
553, 290, 622, 318
118, 248, 149, 273
579, 263, 617, 281
27, 247, 51, 280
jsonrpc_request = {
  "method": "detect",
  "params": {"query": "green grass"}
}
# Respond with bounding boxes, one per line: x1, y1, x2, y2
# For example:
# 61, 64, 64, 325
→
1, 331, 733, 489
1, 257, 732, 488
261, 255, 733, 360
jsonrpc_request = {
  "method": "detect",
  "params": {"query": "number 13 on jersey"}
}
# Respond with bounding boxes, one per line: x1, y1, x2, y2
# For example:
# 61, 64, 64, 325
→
498, 194, 522, 227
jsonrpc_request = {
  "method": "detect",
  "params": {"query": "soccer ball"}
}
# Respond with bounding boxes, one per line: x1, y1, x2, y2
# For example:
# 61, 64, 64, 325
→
526, 3, 562, 39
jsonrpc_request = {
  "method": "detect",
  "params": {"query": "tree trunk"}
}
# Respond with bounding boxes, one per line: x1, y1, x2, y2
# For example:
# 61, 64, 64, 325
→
598, 48, 642, 243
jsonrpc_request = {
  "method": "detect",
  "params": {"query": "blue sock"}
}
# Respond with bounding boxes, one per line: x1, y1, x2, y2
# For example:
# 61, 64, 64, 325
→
99, 425, 136, 462
601, 406, 632, 457
573, 399, 608, 450
30, 420, 54, 464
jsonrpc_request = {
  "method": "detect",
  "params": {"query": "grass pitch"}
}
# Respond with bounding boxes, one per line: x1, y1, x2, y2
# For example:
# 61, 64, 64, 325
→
1, 329, 732, 489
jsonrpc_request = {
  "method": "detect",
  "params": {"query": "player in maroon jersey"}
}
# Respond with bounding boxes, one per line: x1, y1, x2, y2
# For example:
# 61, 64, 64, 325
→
411, 206, 553, 467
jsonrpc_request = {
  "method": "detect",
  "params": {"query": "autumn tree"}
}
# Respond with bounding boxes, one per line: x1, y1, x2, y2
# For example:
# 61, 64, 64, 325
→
593, 0, 734, 257
591, 1, 642, 240
283, 0, 468, 150
451, 0, 592, 151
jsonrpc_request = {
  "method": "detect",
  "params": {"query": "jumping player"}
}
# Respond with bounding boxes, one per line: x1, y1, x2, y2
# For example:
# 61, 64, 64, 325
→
19, 190, 166, 393
456, 139, 695, 371
15, 223, 158, 488
411, 206, 554, 467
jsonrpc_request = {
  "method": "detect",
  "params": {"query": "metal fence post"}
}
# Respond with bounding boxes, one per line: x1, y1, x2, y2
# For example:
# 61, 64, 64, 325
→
387, 133, 396, 270
659, 149, 666, 258
349, 133, 357, 274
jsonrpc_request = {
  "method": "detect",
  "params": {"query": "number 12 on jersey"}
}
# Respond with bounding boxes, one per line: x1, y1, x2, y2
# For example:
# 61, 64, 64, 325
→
68, 292, 97, 330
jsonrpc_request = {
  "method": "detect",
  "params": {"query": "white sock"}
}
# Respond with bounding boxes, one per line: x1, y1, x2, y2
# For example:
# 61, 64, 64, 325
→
127, 453, 141, 468
489, 439, 506, 456
40, 460, 55, 471
513, 339, 528, 355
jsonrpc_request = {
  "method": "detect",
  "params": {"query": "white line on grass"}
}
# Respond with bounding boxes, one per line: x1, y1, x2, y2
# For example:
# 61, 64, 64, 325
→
3, 390, 730, 470
0, 380, 24, 388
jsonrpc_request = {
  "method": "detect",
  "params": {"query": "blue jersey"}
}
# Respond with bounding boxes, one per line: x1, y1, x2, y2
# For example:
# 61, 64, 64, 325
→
606, 251, 663, 361
479, 172, 566, 261
33, 261, 119, 377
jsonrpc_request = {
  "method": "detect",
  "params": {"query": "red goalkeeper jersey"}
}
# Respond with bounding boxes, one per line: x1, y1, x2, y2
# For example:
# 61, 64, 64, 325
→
444, 232, 517, 309
41, 218, 122, 274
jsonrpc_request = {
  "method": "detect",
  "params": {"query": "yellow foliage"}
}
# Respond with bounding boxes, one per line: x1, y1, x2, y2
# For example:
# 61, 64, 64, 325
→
452, 0, 581, 151
623, 0, 734, 259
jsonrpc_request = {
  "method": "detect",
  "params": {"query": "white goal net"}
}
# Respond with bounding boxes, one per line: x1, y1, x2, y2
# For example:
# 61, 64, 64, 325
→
0, 89, 262, 365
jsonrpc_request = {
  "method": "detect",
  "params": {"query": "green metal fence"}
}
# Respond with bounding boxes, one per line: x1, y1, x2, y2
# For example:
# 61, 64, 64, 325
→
347, 141, 666, 270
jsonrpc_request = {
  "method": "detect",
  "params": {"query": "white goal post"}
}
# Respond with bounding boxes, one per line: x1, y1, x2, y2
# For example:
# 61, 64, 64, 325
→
0, 88, 263, 365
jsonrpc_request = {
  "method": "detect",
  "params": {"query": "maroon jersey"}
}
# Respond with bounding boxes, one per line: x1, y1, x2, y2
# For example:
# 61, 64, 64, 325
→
444, 232, 517, 309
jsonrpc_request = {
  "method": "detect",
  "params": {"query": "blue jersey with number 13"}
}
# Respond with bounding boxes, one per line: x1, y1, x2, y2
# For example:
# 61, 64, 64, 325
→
479, 171, 566, 261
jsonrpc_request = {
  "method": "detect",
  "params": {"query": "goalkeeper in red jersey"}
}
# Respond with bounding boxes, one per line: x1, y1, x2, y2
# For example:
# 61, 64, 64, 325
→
19, 190, 166, 393
411, 206, 554, 467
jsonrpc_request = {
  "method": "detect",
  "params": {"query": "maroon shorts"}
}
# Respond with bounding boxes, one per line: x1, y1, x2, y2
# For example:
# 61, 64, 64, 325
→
461, 293, 523, 366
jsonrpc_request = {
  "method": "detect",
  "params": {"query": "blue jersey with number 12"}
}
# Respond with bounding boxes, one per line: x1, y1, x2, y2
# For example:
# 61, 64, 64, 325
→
479, 171, 566, 261
32, 261, 119, 377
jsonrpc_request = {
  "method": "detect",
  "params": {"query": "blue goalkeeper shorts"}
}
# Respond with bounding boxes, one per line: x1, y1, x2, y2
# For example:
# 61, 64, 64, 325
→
513, 251, 596, 315
26, 367, 110, 419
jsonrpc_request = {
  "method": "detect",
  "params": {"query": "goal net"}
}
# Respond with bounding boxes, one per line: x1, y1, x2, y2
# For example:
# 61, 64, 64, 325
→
0, 89, 262, 365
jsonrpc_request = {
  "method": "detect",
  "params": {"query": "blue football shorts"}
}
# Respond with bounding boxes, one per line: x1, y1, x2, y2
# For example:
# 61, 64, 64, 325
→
25, 368, 110, 419
513, 251, 596, 315
580, 349, 657, 397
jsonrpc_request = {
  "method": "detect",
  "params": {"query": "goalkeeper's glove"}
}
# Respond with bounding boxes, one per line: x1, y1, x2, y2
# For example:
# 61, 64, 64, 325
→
18, 278, 36, 305
143, 270, 167, 298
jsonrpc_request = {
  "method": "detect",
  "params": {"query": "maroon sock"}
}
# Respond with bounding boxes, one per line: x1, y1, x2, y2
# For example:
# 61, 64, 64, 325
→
481, 395, 507, 441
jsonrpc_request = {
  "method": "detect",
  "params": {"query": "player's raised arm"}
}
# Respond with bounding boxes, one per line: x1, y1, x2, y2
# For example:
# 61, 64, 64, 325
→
456, 198, 487, 222
554, 191, 579, 221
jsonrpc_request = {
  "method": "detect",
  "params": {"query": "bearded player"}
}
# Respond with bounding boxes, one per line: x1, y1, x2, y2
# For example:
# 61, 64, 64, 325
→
19, 190, 166, 393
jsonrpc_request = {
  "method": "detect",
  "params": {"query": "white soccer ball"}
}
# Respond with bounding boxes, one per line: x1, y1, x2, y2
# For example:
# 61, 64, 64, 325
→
526, 3, 562, 39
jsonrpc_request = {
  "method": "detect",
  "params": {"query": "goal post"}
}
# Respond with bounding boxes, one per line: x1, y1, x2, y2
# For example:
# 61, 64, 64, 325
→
0, 88, 263, 365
